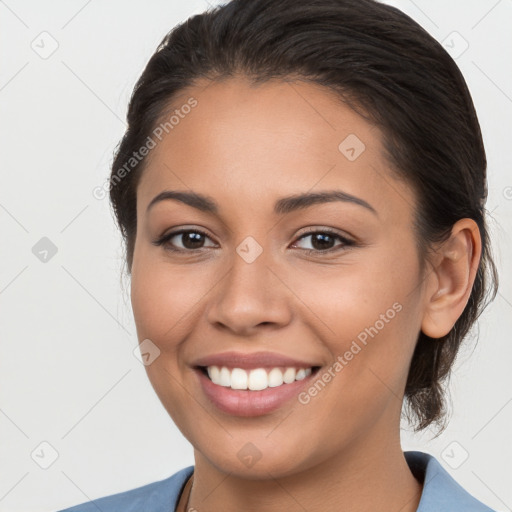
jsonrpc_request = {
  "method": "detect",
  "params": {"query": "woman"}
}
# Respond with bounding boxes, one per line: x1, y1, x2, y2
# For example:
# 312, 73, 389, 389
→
59, 0, 499, 510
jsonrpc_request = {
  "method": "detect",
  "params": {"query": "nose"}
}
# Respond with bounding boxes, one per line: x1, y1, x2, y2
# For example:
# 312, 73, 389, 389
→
205, 248, 292, 336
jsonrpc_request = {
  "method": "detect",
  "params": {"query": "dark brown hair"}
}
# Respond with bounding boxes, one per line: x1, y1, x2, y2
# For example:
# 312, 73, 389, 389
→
108, 0, 498, 433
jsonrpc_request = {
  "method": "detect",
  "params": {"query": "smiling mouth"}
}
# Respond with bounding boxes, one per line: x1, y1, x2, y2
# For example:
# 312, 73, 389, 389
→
197, 365, 322, 391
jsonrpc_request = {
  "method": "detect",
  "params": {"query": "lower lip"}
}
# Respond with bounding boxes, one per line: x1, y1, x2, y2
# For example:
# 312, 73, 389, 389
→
194, 367, 319, 417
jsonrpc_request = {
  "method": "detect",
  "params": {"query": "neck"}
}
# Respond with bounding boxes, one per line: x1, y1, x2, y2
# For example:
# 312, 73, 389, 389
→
187, 428, 423, 512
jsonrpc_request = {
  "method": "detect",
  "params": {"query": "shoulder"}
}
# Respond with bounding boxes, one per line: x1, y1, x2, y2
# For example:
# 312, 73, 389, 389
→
404, 450, 497, 512
56, 466, 194, 512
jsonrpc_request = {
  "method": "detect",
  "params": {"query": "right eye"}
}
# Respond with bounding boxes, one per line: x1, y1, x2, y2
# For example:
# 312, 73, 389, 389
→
152, 228, 218, 253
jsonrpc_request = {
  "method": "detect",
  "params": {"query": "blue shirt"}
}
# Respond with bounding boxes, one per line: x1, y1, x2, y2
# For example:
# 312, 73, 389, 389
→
57, 450, 496, 511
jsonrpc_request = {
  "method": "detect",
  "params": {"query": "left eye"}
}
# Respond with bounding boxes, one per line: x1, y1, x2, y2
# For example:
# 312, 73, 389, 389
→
292, 231, 354, 252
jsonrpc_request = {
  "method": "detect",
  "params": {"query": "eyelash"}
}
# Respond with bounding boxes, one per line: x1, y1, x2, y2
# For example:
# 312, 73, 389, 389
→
152, 227, 356, 256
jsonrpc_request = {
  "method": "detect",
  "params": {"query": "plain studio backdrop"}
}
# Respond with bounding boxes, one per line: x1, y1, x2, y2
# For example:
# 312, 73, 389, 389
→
1, 1, 511, 511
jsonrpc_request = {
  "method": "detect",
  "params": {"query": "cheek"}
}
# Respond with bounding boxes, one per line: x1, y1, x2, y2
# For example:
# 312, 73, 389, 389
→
130, 247, 205, 344
298, 248, 422, 405
302, 300, 419, 454
130, 250, 199, 426
130, 264, 170, 340
291, 251, 417, 345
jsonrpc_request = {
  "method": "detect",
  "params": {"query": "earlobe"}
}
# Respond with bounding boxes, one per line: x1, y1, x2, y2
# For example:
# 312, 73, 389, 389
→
421, 219, 481, 339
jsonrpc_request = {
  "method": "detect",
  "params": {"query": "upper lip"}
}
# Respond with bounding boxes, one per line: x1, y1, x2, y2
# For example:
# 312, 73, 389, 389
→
192, 351, 321, 370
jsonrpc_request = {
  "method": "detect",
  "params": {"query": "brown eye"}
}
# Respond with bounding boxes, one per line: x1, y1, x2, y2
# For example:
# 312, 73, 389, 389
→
152, 229, 217, 252
292, 230, 355, 254
174, 231, 207, 250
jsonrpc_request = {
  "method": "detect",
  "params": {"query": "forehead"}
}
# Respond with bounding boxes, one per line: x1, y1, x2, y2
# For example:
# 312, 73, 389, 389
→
136, 76, 413, 222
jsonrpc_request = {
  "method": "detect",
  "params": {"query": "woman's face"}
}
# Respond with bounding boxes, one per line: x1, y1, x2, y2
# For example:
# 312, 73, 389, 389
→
130, 76, 430, 477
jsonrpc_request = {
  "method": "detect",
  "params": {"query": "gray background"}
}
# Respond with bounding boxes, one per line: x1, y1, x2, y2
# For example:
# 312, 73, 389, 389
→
1, 0, 511, 511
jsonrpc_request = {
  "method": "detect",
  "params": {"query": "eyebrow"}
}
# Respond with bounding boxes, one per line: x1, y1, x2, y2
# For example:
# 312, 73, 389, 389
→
146, 189, 378, 216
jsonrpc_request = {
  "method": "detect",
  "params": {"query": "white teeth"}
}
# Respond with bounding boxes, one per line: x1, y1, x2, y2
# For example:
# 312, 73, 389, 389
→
295, 368, 307, 380
283, 367, 296, 384
219, 367, 231, 387
231, 368, 248, 390
205, 365, 314, 390
207, 365, 220, 382
268, 368, 284, 387
248, 368, 268, 390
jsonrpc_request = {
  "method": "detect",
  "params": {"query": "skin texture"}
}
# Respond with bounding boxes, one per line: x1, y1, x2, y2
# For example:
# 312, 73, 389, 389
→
130, 76, 481, 512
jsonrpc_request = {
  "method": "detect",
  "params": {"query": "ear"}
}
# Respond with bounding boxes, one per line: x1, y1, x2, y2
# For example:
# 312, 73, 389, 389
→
421, 219, 482, 339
